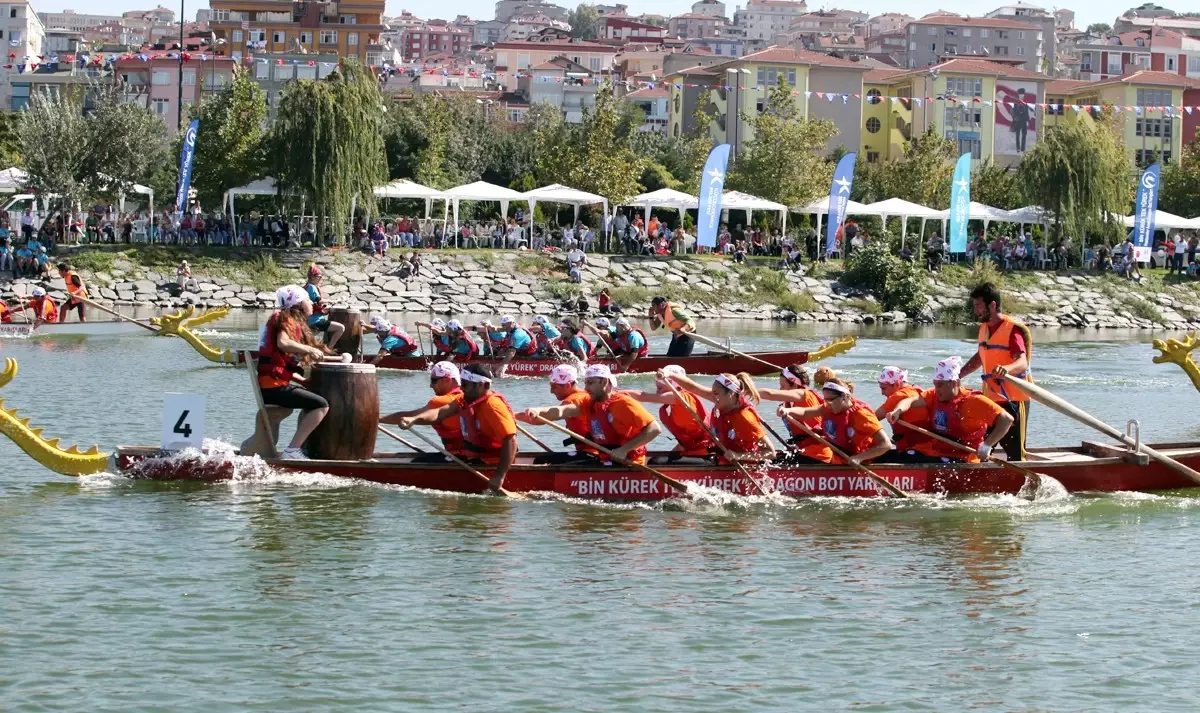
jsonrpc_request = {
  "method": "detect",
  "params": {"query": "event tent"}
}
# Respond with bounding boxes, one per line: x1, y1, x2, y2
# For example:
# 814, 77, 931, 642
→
1119, 210, 1200, 231
443, 181, 527, 242
522, 184, 608, 230
373, 179, 446, 220
621, 188, 699, 235
721, 190, 788, 232
862, 197, 947, 244
793, 197, 873, 254
225, 177, 299, 224
0, 167, 27, 194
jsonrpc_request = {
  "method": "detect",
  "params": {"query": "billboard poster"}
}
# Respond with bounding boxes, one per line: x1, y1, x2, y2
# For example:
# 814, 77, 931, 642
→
994, 84, 1038, 155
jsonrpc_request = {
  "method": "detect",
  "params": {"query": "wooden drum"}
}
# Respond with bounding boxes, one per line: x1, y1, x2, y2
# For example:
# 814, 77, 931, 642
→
304, 362, 379, 460
328, 307, 363, 357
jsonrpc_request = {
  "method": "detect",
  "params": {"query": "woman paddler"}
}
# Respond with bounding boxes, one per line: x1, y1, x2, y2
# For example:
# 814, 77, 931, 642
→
381, 361, 465, 463
250, 285, 334, 460
396, 364, 517, 492
873, 366, 931, 455
882, 356, 1013, 464
521, 364, 596, 464
779, 377, 892, 465
303, 265, 345, 350
755, 363, 830, 464
623, 364, 716, 465
664, 370, 775, 463
518, 364, 661, 465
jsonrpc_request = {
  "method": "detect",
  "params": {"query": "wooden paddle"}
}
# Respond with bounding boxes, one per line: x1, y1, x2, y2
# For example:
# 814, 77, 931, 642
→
77, 295, 160, 334
377, 424, 426, 453
515, 423, 554, 453
245, 356, 278, 459
531, 415, 689, 494
582, 319, 619, 358
402, 425, 517, 497
895, 420, 1043, 492
659, 378, 770, 496
689, 331, 783, 372
783, 414, 908, 498
998, 374, 1200, 486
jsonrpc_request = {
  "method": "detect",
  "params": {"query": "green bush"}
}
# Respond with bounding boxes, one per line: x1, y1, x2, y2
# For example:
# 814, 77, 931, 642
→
841, 235, 929, 315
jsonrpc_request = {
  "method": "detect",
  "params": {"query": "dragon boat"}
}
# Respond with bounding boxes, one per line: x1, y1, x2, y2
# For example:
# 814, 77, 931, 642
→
3, 357, 1199, 500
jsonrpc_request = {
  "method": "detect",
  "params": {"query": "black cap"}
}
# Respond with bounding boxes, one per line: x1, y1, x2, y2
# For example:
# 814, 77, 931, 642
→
651, 296, 667, 307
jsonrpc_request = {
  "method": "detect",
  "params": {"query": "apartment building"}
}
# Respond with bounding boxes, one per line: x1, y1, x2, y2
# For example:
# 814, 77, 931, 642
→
38, 9, 122, 33
208, 0, 387, 64
494, 0, 567, 24
985, 3, 1056, 75
905, 15, 1044, 72
115, 56, 237, 131
517, 56, 598, 122
668, 13, 726, 39
597, 15, 667, 43
1075, 28, 1200, 81
621, 84, 669, 132
691, 0, 727, 20
504, 14, 570, 41
733, 0, 809, 45
402, 22, 472, 61
1, 0, 44, 62
868, 13, 912, 37
492, 35, 617, 89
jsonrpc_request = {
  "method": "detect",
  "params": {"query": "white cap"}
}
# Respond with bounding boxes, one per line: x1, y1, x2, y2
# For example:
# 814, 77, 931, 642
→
550, 364, 579, 385
594, 317, 610, 328
534, 315, 550, 325
615, 317, 631, 329
275, 285, 308, 310
500, 315, 515, 325
878, 366, 907, 385
370, 315, 391, 331
934, 356, 964, 382
584, 364, 616, 385
447, 319, 463, 331
659, 364, 685, 379
431, 318, 446, 329
31, 286, 46, 297
430, 361, 461, 382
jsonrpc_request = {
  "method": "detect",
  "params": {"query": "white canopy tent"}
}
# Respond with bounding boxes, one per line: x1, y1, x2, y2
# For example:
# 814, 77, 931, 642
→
0, 167, 27, 194
522, 184, 609, 231
794, 197, 874, 256
862, 197, 947, 246
225, 177, 301, 232
721, 190, 788, 232
623, 188, 699, 225
1119, 210, 1200, 230
372, 179, 447, 221
444, 181, 527, 241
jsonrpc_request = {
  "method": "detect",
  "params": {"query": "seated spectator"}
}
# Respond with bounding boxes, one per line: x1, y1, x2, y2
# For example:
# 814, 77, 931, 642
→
567, 246, 586, 270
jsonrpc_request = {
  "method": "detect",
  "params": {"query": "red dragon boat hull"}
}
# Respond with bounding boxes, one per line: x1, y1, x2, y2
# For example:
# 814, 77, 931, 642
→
114, 442, 1200, 500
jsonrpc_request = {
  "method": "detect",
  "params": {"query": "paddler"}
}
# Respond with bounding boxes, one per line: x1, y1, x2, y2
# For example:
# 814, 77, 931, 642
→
415, 318, 452, 358
612, 317, 648, 372
648, 296, 696, 357
22, 286, 57, 326
478, 315, 536, 375
530, 315, 562, 358
381, 361, 465, 463
247, 285, 334, 460
519, 364, 661, 465
883, 356, 1013, 464
874, 366, 931, 455
395, 363, 517, 492
756, 363, 831, 464
56, 262, 87, 322
368, 316, 420, 364
590, 317, 619, 355
664, 370, 776, 463
0, 298, 13, 324
958, 282, 1032, 460
442, 319, 480, 361
778, 377, 892, 465
303, 265, 345, 350
558, 318, 592, 361
623, 364, 716, 464
517, 364, 596, 464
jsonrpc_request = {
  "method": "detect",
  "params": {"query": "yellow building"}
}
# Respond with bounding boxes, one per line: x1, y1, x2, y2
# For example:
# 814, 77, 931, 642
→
1044, 70, 1196, 166
208, 0, 386, 64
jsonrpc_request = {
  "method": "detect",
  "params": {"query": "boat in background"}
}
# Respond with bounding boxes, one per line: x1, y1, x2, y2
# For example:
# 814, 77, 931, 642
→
0, 320, 155, 338
376, 348, 828, 376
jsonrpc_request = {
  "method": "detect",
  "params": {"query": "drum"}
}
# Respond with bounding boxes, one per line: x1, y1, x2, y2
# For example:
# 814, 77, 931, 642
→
328, 307, 363, 357
304, 362, 379, 460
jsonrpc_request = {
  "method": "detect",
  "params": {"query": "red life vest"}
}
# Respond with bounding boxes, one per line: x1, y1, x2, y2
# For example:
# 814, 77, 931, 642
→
616, 327, 649, 357
659, 393, 714, 455
434, 333, 453, 354
490, 327, 537, 357
431, 388, 465, 452
711, 401, 763, 453
257, 311, 302, 386
587, 392, 649, 463
783, 389, 824, 438
930, 388, 989, 449
379, 326, 418, 355
567, 332, 592, 358
821, 398, 877, 455
459, 391, 515, 455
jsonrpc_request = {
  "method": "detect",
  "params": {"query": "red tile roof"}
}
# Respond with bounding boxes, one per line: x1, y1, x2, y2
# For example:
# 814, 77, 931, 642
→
1090, 70, 1200, 89
733, 46, 866, 69
494, 38, 616, 51
929, 57, 1045, 79
911, 15, 1039, 30
863, 68, 908, 82
625, 85, 670, 98
1044, 78, 1094, 94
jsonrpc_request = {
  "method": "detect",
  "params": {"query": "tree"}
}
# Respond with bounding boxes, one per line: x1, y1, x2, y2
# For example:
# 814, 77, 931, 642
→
726, 77, 837, 207
0, 110, 21, 167
186, 66, 268, 208
1086, 22, 1112, 35
568, 3, 600, 39
269, 60, 388, 232
1018, 111, 1131, 242
972, 159, 1023, 210
85, 83, 169, 201
18, 91, 90, 224
1159, 128, 1200, 219
553, 84, 645, 205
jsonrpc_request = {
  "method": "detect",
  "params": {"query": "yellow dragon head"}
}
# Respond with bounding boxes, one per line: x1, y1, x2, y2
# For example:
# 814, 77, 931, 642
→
151, 305, 232, 335
0, 358, 111, 476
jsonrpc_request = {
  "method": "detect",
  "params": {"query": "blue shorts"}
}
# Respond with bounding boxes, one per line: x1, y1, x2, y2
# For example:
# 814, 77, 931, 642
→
307, 314, 330, 329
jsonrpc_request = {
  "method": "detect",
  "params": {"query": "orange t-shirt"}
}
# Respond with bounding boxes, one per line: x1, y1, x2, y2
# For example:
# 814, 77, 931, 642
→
470, 395, 518, 464
583, 391, 656, 465
714, 406, 765, 461
823, 404, 884, 464
664, 391, 713, 456
914, 388, 1005, 462
560, 389, 596, 454
881, 384, 931, 446
785, 389, 832, 463
427, 390, 465, 453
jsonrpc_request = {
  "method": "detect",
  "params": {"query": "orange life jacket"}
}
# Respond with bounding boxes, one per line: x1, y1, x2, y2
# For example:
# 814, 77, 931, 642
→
430, 388, 465, 454
977, 315, 1032, 403
821, 398, 879, 456
459, 391, 515, 456
930, 388, 990, 453
30, 296, 57, 322
661, 303, 692, 334
659, 391, 714, 456
0, 302, 10, 323
587, 391, 649, 464
62, 271, 87, 301
710, 401, 764, 454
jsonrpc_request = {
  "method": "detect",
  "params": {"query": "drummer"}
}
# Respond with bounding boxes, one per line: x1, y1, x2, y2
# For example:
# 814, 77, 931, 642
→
247, 285, 334, 460
395, 364, 517, 492
623, 365, 715, 464
381, 361, 465, 463
874, 366, 931, 455
778, 377, 891, 465
662, 370, 775, 463
368, 316, 420, 364
303, 265, 345, 350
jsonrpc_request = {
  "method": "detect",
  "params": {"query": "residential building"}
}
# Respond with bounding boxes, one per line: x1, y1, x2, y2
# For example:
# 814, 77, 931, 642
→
402, 21, 472, 61
1075, 28, 1200, 81
668, 13, 726, 39
493, 35, 618, 89
515, 56, 598, 122
868, 13, 912, 37
249, 53, 341, 115
207, 0, 387, 64
494, 0, 568, 24
43, 28, 85, 55
37, 9, 122, 33
1054, 8, 1074, 29
596, 4, 628, 15
684, 34, 744, 56
692, 0, 727, 19
904, 15, 1044, 73
985, 3, 1057, 75
382, 63, 488, 94
621, 84, 669, 131
616, 42, 717, 78
1115, 7, 1200, 38
124, 6, 176, 24
3, 0, 45, 62
666, 47, 870, 158
114, 55, 236, 131
196, 9, 211, 24
598, 15, 667, 43
1044, 70, 1200, 164
473, 19, 505, 45
0, 62, 102, 112
790, 9, 866, 35
861, 58, 1047, 166
733, 0, 809, 46
504, 14, 570, 41
866, 29, 909, 65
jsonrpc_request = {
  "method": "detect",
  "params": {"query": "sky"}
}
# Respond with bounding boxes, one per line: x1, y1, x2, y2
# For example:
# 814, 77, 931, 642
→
32, 0, 1138, 33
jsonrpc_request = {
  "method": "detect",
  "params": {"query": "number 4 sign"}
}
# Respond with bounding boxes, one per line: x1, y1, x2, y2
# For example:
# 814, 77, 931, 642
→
162, 393, 206, 451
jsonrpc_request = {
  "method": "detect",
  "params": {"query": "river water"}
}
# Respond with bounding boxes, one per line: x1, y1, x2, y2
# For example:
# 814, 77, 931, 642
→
3, 313, 1200, 712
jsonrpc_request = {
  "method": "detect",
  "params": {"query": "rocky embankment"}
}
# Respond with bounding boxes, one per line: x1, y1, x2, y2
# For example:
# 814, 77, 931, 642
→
5, 249, 1200, 331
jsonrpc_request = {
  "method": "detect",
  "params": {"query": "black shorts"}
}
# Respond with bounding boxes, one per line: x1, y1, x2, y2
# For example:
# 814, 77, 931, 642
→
260, 384, 329, 411
61, 301, 85, 319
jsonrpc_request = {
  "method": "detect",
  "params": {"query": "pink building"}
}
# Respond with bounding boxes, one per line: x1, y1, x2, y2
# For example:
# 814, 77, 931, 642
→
667, 13, 725, 39
598, 15, 667, 43
115, 55, 237, 132
402, 22, 473, 61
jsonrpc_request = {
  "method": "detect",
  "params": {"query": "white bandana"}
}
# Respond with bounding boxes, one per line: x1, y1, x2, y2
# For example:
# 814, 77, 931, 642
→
878, 366, 907, 385
594, 317, 610, 328
430, 361, 461, 382
276, 285, 308, 310
446, 319, 463, 331
585, 364, 616, 385
431, 318, 446, 329
371, 316, 391, 331
714, 374, 742, 393
822, 381, 851, 396
782, 366, 806, 386
31, 286, 46, 297
500, 315, 515, 326
934, 356, 964, 382
550, 364, 579, 385
535, 315, 550, 326
615, 317, 631, 329
460, 369, 492, 384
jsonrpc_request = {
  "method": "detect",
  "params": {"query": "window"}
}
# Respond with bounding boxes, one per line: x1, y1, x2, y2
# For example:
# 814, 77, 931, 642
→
1107, 54, 1121, 74
211, 9, 229, 20
517, 53, 530, 69
945, 44, 957, 54
589, 56, 601, 71
232, 29, 243, 43
9, 81, 29, 110
927, 26, 937, 36
866, 88, 882, 99
866, 151, 880, 163
182, 70, 196, 85
1081, 52, 1093, 71
866, 117, 881, 133
339, 14, 357, 23
994, 45, 1009, 56
320, 30, 337, 44
1137, 54, 1150, 69
297, 64, 317, 79
1167, 56, 1176, 71
152, 98, 169, 115
930, 43, 937, 52
151, 69, 171, 85
1015, 46, 1024, 56
1135, 118, 1172, 138
272, 30, 284, 44
945, 28, 956, 36
348, 32, 359, 45
996, 30, 1008, 39
9, 7, 17, 17
275, 63, 294, 80
249, 29, 265, 45
963, 28, 972, 37
1017, 31, 1025, 39
10, 29, 21, 43
1136, 149, 1172, 166
946, 77, 983, 96
1137, 88, 1171, 106
980, 29, 989, 38
299, 31, 312, 45
256, 61, 269, 79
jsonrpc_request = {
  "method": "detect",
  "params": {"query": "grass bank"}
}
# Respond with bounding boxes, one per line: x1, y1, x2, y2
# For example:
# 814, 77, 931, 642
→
62, 245, 303, 291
